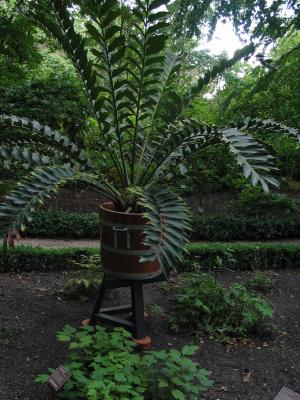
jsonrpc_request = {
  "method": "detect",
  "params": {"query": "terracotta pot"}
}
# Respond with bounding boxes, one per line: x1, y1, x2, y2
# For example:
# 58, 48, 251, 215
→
100, 202, 161, 280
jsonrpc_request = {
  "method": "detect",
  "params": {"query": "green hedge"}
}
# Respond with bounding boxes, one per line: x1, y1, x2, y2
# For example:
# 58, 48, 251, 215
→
26, 209, 100, 239
25, 208, 300, 241
191, 213, 300, 241
0, 246, 98, 272
1, 242, 300, 272
183, 242, 300, 271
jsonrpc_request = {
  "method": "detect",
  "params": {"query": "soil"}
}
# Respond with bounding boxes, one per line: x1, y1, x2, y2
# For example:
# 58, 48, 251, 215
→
0, 269, 299, 400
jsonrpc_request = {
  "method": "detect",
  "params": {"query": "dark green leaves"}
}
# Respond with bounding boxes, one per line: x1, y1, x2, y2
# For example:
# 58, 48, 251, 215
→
0, 166, 79, 237
222, 127, 279, 192
149, 0, 168, 12
132, 186, 190, 278
0, 114, 85, 157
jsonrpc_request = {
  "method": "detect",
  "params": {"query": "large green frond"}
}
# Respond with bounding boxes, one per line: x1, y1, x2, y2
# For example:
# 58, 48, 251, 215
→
151, 44, 256, 128
132, 186, 190, 278
138, 51, 181, 165
222, 127, 279, 192
222, 117, 300, 192
78, 0, 130, 184
0, 114, 88, 165
26, 1, 125, 182
0, 165, 80, 237
128, 0, 170, 181
240, 117, 300, 142
185, 43, 255, 104
0, 145, 58, 167
141, 118, 220, 184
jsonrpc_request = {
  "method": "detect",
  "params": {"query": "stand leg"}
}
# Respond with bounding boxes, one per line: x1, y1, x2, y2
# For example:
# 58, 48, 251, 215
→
86, 276, 152, 349
131, 281, 146, 339
90, 275, 107, 324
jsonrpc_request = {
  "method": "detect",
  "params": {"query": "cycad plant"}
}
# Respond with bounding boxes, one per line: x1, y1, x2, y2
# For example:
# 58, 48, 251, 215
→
0, 0, 298, 276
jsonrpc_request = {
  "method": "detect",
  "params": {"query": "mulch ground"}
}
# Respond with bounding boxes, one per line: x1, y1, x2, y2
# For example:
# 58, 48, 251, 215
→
0, 268, 299, 400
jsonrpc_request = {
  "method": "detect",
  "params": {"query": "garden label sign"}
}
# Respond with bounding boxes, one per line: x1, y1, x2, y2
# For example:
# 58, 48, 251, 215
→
48, 366, 71, 391
275, 387, 300, 400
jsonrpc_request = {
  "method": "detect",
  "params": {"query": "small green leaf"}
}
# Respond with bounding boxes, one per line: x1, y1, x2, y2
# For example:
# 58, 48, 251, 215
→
35, 374, 49, 384
171, 389, 186, 400
181, 345, 198, 356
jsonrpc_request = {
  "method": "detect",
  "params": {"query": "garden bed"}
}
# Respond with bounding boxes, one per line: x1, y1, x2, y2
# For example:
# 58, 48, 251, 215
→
0, 268, 299, 400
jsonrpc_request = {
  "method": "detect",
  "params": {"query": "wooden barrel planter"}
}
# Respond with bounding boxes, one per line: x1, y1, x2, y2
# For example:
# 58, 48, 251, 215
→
100, 202, 161, 280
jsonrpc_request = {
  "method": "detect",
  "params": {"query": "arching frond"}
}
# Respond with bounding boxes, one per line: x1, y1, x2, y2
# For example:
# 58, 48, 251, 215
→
25, 0, 126, 183
0, 167, 120, 238
131, 186, 190, 278
0, 114, 87, 163
185, 43, 255, 104
140, 118, 220, 185
0, 145, 57, 167
222, 127, 279, 192
0, 166, 80, 237
240, 117, 300, 142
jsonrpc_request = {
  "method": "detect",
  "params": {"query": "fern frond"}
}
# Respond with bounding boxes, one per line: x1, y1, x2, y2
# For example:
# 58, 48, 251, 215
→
79, 0, 130, 184
26, 1, 126, 184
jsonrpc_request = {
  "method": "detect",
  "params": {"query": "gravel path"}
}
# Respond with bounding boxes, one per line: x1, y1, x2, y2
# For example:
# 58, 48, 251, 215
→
17, 238, 100, 248
16, 237, 300, 249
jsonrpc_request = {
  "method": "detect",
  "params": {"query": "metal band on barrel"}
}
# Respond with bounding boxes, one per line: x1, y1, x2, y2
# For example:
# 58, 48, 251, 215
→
101, 244, 153, 256
102, 221, 146, 231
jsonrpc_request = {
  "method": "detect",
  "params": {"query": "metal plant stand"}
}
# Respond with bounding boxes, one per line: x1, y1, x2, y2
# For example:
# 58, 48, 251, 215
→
88, 273, 164, 348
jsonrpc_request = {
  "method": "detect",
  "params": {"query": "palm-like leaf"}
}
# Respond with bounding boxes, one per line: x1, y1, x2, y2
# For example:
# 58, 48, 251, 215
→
222, 128, 279, 192
131, 186, 190, 277
0, 115, 88, 164
0, 166, 80, 237
0, 145, 57, 167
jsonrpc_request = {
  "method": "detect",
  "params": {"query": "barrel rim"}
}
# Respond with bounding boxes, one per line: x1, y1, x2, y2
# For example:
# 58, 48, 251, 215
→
101, 202, 145, 218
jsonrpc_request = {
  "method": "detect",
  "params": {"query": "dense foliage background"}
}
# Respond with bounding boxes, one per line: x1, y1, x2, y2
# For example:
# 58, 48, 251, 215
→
0, 0, 299, 228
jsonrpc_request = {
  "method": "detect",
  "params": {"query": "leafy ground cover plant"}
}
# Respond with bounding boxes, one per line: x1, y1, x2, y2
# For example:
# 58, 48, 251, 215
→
0, 0, 299, 276
171, 273, 274, 341
60, 255, 102, 301
247, 272, 276, 293
36, 325, 213, 400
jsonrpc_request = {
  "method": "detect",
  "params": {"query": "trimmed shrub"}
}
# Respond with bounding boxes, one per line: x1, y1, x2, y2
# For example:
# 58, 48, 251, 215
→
1, 242, 300, 272
0, 245, 98, 272
26, 208, 100, 238
191, 213, 300, 241
24, 208, 300, 241
183, 242, 300, 271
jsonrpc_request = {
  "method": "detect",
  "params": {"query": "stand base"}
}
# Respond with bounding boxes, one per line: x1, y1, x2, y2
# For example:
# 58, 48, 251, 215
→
134, 335, 152, 351
86, 274, 164, 347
